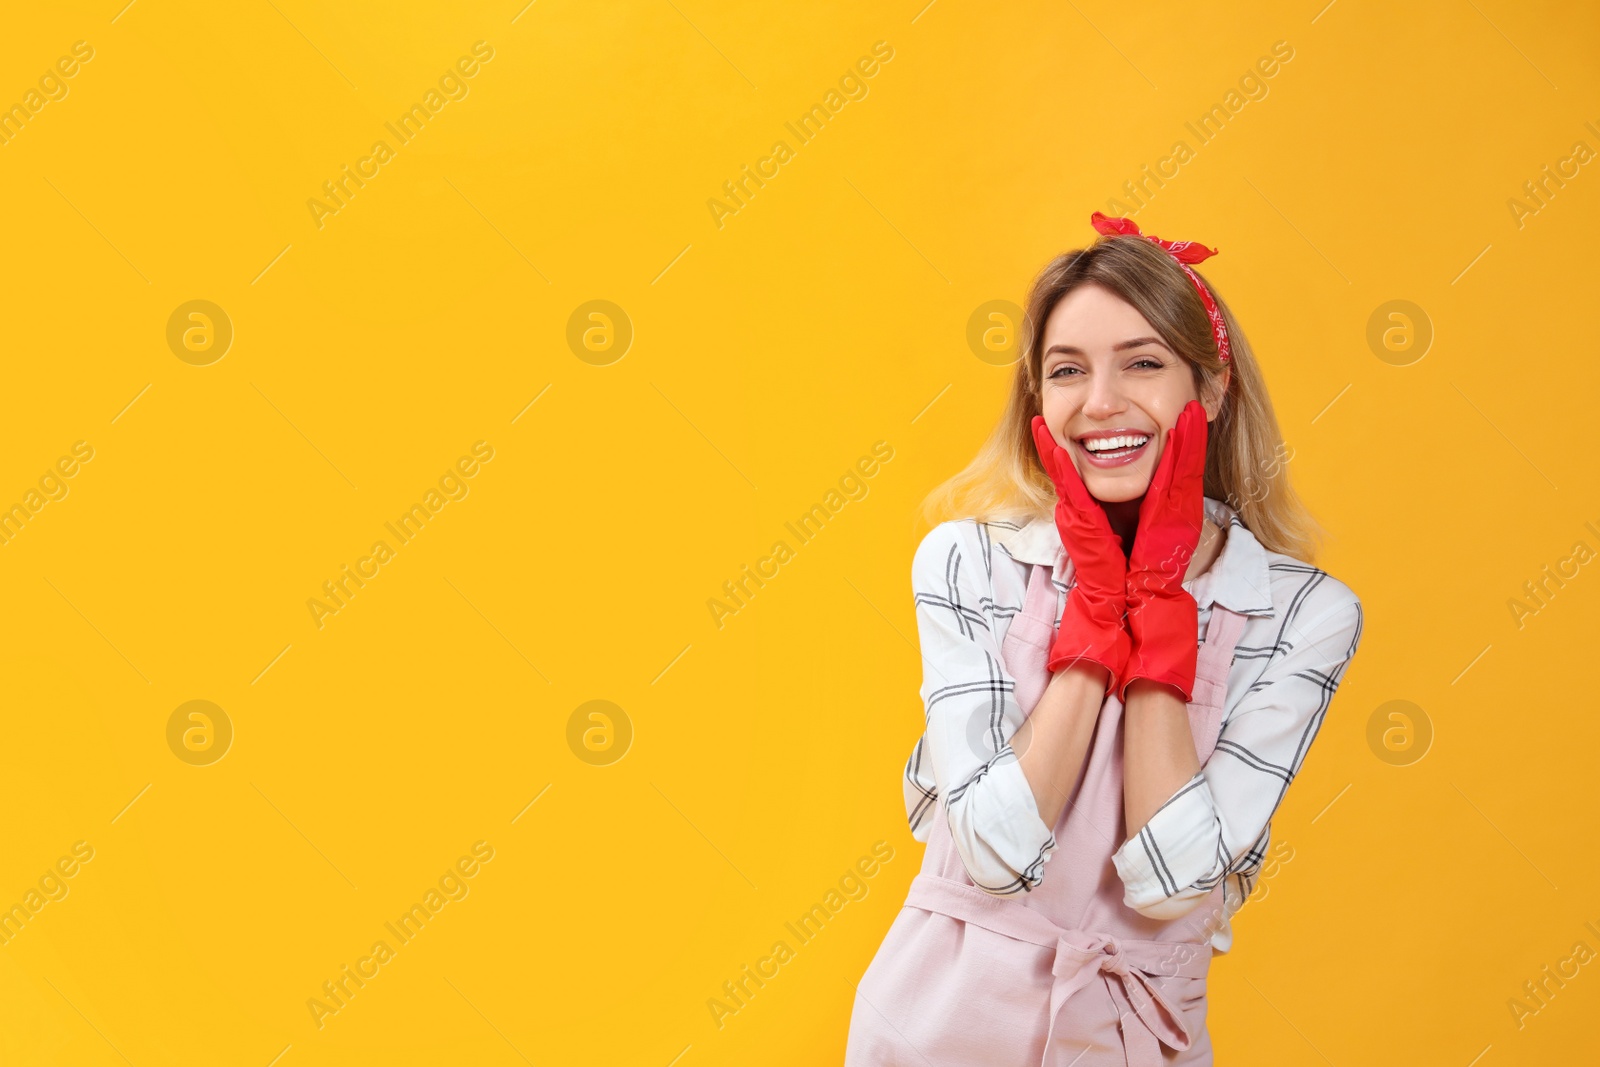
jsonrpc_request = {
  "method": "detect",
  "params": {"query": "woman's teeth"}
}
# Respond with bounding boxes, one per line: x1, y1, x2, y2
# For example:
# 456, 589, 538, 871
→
1081, 434, 1150, 458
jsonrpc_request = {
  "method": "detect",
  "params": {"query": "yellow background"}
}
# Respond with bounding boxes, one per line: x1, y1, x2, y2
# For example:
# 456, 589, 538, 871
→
0, 0, 1596, 1063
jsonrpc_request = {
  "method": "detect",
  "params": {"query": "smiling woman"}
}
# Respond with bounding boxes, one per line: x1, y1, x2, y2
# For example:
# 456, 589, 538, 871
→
847, 212, 1364, 1066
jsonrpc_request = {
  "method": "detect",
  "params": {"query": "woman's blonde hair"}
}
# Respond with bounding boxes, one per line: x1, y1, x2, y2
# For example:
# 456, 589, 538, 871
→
921, 230, 1326, 563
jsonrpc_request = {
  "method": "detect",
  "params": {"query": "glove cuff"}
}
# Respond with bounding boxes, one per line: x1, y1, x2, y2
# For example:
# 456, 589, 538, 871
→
1047, 590, 1130, 695
1118, 589, 1198, 704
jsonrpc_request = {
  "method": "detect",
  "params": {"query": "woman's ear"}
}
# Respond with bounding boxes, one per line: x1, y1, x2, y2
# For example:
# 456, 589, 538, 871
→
1202, 366, 1231, 421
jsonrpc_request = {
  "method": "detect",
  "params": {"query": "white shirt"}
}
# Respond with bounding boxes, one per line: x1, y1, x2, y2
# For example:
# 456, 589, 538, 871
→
901, 496, 1364, 953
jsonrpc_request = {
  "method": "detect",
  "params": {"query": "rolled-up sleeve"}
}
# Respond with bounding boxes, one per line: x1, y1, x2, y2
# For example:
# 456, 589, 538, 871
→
1111, 590, 1364, 919
908, 521, 1057, 895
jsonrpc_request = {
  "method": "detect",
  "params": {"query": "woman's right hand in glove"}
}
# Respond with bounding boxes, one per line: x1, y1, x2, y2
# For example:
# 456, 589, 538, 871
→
1030, 415, 1130, 695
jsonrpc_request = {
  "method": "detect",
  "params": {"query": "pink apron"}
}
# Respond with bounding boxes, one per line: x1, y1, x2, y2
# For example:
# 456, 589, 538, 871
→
847, 557, 1249, 1066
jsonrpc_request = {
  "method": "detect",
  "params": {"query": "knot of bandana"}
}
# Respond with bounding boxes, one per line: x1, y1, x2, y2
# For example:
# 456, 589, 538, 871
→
1088, 211, 1231, 364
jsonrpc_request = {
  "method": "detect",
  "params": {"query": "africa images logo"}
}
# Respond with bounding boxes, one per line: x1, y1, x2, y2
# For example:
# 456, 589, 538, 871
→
306, 41, 496, 230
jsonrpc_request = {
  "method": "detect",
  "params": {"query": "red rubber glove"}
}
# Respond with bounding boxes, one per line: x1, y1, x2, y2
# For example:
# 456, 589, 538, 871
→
1029, 415, 1130, 694
1120, 399, 1209, 704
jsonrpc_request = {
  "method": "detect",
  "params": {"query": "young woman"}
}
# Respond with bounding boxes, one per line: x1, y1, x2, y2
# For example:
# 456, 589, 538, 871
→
845, 213, 1365, 1065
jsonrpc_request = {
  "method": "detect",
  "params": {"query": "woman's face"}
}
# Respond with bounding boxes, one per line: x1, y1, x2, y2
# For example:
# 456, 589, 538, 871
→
1038, 282, 1225, 504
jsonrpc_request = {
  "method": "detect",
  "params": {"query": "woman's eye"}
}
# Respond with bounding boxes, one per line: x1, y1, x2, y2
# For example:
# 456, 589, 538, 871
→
1049, 359, 1161, 378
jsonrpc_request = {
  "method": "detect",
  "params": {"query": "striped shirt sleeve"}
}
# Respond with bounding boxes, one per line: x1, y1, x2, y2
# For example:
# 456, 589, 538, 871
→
1110, 579, 1364, 919
906, 521, 1058, 895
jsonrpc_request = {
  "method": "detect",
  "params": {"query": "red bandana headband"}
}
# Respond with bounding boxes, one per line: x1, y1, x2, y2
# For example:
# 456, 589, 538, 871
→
1089, 211, 1231, 364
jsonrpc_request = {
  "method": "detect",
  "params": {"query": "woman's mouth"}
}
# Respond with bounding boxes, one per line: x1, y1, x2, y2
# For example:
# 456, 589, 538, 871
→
1075, 432, 1151, 468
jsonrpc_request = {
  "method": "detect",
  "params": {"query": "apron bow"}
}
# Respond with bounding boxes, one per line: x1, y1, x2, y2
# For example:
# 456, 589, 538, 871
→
1047, 929, 1195, 1067
903, 874, 1210, 1067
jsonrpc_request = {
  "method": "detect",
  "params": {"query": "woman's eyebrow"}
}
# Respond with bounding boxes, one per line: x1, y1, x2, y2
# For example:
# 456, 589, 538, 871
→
1045, 336, 1168, 356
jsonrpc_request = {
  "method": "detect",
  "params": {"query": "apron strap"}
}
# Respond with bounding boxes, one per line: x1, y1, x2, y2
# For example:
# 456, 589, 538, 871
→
1187, 604, 1249, 759
999, 562, 1060, 716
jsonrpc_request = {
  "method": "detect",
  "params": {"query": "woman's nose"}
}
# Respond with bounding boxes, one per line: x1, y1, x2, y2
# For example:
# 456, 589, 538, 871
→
1082, 377, 1127, 417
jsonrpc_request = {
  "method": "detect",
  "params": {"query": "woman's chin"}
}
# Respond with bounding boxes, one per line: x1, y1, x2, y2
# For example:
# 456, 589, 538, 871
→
1081, 472, 1150, 504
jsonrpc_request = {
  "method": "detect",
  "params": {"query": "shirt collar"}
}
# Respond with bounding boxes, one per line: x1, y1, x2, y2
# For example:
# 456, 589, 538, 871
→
990, 496, 1276, 617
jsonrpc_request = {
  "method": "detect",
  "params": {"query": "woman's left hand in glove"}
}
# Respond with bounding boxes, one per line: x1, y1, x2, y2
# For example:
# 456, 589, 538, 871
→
1120, 399, 1209, 704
